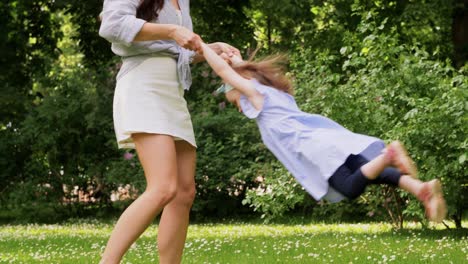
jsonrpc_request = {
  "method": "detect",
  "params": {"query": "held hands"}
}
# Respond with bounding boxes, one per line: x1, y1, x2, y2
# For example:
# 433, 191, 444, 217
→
194, 40, 241, 65
170, 25, 202, 53
169, 27, 241, 58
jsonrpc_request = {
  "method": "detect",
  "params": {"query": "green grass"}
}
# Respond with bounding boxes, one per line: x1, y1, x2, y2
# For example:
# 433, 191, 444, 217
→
0, 219, 467, 263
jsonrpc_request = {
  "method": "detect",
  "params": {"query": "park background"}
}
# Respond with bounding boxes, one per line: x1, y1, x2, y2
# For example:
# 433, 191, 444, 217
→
0, 0, 467, 263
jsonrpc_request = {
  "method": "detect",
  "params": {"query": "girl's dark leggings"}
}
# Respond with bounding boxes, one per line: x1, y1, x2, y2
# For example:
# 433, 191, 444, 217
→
328, 154, 401, 200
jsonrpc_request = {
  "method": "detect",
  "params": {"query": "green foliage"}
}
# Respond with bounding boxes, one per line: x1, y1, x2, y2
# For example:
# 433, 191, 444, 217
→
190, 108, 270, 217
0, 0, 62, 124
286, 10, 467, 226
243, 162, 307, 222
0, 0, 466, 226
64, 0, 115, 67
246, 0, 312, 50
190, 0, 253, 49
0, 11, 131, 220
393, 64, 468, 227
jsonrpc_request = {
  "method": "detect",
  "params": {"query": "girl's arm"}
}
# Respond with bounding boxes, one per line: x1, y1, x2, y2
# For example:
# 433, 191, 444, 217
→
201, 43, 263, 109
191, 42, 240, 63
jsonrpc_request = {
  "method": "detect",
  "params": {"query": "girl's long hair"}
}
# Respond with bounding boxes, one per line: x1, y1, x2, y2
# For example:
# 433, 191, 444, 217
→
232, 55, 293, 95
137, 0, 165, 21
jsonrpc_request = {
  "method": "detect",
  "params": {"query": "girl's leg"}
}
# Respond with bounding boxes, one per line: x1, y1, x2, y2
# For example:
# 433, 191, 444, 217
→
398, 176, 447, 222
387, 141, 418, 177
328, 155, 400, 199
328, 158, 367, 199
356, 141, 416, 178
330, 144, 446, 222
359, 141, 417, 179
157, 140, 196, 264
359, 153, 392, 180
100, 134, 178, 264
359, 149, 446, 222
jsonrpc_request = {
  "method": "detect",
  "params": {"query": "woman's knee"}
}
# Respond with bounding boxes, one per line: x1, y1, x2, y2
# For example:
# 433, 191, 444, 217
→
175, 183, 196, 207
145, 183, 178, 207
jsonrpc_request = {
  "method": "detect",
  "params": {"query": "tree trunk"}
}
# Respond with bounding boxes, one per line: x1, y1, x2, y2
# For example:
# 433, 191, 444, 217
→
453, 206, 463, 228
266, 15, 272, 51
453, 0, 468, 67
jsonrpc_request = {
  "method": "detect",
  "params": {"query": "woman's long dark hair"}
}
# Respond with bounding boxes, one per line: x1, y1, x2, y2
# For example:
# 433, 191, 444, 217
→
137, 0, 165, 21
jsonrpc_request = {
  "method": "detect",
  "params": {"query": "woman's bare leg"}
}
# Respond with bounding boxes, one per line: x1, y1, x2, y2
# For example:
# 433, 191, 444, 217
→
158, 140, 196, 264
100, 134, 178, 264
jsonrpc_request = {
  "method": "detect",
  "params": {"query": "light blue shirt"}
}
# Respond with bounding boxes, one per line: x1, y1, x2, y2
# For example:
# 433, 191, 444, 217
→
99, 0, 195, 90
239, 80, 385, 201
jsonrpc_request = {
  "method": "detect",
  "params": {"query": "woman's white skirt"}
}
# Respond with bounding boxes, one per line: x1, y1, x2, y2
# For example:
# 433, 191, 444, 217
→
113, 56, 196, 149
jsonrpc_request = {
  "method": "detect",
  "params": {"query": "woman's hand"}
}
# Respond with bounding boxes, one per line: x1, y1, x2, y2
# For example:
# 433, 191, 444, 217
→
133, 24, 202, 52
169, 26, 202, 53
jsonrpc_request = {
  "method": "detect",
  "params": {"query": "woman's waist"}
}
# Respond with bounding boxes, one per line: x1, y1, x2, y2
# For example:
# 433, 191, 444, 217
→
112, 40, 179, 57
122, 54, 178, 65
114, 45, 194, 90
120, 50, 178, 64
117, 56, 179, 82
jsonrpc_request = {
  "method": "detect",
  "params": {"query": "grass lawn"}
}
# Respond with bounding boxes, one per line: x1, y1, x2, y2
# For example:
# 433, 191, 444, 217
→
0, 219, 466, 263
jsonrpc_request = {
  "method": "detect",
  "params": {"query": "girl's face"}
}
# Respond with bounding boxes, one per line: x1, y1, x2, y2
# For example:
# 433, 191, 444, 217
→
220, 52, 243, 65
229, 54, 243, 65
220, 52, 244, 111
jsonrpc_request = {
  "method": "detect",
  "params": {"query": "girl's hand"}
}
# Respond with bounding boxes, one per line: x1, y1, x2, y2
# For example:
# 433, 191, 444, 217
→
170, 26, 202, 52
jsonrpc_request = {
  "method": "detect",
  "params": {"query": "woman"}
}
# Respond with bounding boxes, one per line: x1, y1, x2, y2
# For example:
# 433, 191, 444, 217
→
98, 0, 238, 263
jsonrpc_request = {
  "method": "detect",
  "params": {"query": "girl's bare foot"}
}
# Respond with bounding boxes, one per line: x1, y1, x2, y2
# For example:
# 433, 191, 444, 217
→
387, 141, 418, 178
417, 179, 447, 223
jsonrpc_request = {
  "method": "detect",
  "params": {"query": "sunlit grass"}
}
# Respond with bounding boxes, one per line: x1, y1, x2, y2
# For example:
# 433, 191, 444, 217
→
0, 219, 467, 263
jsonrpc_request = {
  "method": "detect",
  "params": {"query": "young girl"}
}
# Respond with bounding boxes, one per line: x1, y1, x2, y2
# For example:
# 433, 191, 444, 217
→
201, 42, 447, 223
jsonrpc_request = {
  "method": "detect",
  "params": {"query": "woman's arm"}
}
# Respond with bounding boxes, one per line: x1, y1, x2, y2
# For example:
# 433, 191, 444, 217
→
134, 23, 202, 52
99, 0, 147, 44
201, 43, 260, 101
99, 0, 201, 51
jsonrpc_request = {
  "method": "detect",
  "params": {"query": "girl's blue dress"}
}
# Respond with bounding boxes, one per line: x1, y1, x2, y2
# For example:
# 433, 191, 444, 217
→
239, 80, 386, 202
